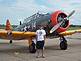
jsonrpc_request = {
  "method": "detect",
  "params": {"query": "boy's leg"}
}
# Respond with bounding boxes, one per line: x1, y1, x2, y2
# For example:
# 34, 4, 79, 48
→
36, 41, 40, 58
41, 48, 45, 58
41, 41, 45, 58
42, 41, 45, 58
36, 49, 40, 58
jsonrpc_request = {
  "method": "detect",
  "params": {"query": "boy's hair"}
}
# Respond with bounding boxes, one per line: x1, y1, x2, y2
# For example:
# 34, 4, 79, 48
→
38, 25, 44, 29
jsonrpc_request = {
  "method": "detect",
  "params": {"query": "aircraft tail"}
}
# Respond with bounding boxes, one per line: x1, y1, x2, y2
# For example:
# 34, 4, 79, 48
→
5, 19, 12, 31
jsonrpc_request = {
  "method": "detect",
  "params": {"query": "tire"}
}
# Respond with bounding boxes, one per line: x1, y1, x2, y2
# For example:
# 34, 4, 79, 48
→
10, 40, 12, 44
60, 40, 67, 50
29, 42, 36, 53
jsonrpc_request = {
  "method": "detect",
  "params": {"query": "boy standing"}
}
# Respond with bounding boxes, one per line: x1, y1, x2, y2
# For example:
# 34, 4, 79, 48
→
36, 26, 46, 58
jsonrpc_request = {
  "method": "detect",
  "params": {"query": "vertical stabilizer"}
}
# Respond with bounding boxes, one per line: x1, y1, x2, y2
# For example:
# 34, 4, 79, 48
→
5, 19, 12, 31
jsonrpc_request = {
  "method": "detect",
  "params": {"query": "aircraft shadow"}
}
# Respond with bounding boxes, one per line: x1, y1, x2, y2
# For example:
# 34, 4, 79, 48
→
67, 37, 81, 40
0, 43, 61, 53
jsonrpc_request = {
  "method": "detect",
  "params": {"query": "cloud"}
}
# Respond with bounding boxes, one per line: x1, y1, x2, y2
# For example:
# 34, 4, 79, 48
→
42, 0, 81, 25
0, 0, 38, 24
0, 0, 81, 25
0, 0, 53, 25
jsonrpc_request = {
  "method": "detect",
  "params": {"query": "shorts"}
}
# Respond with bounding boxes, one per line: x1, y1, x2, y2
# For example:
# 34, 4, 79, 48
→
36, 41, 44, 49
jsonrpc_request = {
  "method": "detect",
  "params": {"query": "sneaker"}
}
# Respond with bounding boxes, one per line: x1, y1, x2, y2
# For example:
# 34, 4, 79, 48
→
41, 56, 45, 58
36, 56, 40, 58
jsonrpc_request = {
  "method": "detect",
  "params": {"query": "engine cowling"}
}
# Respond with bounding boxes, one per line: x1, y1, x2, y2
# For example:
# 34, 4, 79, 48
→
50, 11, 69, 33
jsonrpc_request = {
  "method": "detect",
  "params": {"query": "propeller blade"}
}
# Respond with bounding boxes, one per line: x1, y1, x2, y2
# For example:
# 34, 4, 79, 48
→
67, 10, 75, 19
50, 21, 63, 33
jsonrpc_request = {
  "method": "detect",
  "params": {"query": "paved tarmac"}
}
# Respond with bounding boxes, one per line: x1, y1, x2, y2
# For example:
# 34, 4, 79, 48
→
0, 33, 81, 61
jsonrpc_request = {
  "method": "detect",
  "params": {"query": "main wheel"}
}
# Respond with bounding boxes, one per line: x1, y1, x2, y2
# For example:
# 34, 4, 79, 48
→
60, 40, 67, 50
29, 42, 36, 53
10, 40, 12, 44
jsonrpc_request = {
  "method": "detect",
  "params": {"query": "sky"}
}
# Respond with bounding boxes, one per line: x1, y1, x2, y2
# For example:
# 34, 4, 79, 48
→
0, 0, 81, 25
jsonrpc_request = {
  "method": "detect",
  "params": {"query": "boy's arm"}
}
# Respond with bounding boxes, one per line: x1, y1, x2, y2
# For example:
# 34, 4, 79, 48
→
44, 35, 46, 43
44, 30, 46, 42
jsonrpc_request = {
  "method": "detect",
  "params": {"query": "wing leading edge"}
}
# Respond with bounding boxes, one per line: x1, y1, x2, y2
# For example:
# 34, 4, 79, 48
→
59, 29, 81, 36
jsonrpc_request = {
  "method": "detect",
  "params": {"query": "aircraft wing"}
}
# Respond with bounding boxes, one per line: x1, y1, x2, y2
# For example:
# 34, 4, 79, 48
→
59, 29, 81, 36
0, 29, 81, 40
0, 31, 36, 40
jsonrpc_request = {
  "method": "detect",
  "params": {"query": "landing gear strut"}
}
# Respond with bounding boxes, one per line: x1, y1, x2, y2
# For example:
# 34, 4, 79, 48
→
7, 31, 13, 44
60, 36, 68, 50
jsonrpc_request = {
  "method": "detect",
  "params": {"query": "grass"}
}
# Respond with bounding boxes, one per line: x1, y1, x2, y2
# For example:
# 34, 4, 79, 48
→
0, 25, 81, 31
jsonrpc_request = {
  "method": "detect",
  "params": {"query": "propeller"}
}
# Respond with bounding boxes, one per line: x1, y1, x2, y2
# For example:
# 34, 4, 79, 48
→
50, 10, 75, 33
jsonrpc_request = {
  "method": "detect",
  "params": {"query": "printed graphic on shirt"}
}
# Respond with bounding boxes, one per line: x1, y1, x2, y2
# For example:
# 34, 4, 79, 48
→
39, 31, 42, 36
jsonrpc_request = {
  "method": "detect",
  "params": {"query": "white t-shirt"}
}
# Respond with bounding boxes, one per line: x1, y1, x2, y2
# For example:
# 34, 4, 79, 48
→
36, 29, 46, 41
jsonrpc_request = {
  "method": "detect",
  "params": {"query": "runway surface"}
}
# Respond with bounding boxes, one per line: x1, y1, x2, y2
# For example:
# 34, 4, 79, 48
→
0, 33, 81, 61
